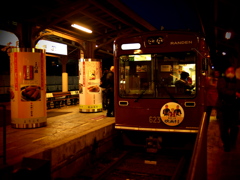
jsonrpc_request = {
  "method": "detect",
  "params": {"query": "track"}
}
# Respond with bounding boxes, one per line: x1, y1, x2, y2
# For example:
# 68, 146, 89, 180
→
76, 147, 192, 180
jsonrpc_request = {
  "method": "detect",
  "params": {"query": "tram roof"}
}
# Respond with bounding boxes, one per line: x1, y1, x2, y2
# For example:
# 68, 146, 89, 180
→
0, 0, 239, 66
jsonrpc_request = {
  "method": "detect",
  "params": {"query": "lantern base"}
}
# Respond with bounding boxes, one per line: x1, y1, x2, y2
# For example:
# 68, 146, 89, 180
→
79, 108, 102, 113
11, 122, 47, 128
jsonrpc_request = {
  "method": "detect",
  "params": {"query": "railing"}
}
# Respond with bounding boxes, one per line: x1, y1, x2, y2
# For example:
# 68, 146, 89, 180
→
187, 112, 208, 180
0, 104, 7, 165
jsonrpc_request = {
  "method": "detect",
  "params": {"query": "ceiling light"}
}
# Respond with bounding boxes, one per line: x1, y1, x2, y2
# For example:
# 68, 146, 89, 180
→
71, 24, 92, 33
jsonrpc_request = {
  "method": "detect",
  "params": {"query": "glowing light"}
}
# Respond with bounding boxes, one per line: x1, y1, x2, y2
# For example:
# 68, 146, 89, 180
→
134, 49, 142, 54
71, 24, 92, 33
35, 40, 67, 55
121, 43, 141, 50
225, 32, 231, 39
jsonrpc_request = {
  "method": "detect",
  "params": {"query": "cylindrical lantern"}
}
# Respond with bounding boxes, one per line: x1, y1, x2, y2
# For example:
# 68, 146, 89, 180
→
9, 48, 47, 128
79, 59, 102, 112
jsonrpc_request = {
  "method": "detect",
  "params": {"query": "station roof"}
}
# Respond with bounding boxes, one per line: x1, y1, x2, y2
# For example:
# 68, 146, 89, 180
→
1, 0, 239, 67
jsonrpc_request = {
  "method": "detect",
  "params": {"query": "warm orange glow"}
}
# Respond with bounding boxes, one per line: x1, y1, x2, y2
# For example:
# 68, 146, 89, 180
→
71, 24, 92, 33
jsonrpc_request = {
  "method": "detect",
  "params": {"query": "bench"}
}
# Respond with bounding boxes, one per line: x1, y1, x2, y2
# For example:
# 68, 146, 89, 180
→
69, 90, 79, 105
46, 91, 79, 109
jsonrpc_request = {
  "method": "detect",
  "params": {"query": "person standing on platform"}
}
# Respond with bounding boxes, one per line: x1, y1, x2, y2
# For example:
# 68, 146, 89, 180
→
105, 66, 114, 117
206, 70, 220, 123
100, 68, 109, 110
216, 65, 240, 152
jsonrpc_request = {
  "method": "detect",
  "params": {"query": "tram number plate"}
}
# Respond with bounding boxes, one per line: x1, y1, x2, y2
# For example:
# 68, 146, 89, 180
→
149, 116, 161, 123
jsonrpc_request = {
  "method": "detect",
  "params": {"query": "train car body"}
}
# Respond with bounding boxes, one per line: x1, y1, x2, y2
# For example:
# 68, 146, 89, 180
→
113, 31, 210, 146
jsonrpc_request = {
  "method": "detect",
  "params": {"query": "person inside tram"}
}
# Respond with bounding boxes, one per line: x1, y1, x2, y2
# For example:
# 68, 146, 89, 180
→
216, 64, 240, 152
175, 71, 194, 94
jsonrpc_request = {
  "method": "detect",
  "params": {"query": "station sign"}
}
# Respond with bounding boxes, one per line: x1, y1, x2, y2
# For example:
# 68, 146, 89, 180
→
36, 39, 67, 55
0, 30, 19, 47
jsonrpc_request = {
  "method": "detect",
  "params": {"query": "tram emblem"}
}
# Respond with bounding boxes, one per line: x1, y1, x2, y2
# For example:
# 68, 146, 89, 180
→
160, 102, 184, 126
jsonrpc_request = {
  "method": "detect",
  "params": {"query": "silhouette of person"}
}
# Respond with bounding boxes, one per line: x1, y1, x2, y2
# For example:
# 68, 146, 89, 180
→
216, 65, 240, 152
206, 70, 220, 123
100, 68, 109, 110
105, 66, 114, 117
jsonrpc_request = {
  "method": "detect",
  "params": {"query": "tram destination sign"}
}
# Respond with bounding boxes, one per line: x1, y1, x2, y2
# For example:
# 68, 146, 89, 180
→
170, 41, 193, 45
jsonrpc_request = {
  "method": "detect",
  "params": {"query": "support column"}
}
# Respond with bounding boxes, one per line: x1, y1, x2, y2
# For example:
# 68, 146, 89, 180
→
84, 41, 96, 59
17, 22, 36, 48
61, 56, 68, 92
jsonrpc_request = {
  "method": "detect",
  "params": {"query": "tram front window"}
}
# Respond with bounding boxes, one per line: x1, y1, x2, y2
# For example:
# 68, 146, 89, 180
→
119, 52, 196, 99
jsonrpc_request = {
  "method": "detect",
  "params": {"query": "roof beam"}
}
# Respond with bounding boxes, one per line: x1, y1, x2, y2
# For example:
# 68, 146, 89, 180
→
37, 28, 84, 48
29, 1, 88, 21
107, 0, 157, 31
47, 4, 89, 28
80, 9, 117, 30
36, 4, 90, 36
50, 26, 91, 41
88, 0, 142, 32
90, 27, 133, 41
95, 28, 133, 50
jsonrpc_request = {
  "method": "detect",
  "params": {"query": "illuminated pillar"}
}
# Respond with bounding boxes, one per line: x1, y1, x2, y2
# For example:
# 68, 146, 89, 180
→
62, 72, 68, 92
79, 59, 102, 112
9, 48, 47, 128
61, 56, 68, 92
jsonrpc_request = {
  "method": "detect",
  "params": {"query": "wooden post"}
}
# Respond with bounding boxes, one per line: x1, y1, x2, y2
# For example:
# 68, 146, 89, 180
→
84, 41, 96, 59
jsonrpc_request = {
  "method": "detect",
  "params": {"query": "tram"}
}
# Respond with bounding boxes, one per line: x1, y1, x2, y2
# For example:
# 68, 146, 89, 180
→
113, 31, 210, 147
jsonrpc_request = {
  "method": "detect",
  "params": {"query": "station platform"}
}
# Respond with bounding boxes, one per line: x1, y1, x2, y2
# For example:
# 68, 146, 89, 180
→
0, 103, 115, 179
207, 113, 240, 180
1, 103, 240, 179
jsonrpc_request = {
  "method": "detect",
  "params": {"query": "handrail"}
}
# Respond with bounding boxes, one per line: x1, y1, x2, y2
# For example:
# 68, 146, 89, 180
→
187, 112, 208, 180
0, 104, 7, 165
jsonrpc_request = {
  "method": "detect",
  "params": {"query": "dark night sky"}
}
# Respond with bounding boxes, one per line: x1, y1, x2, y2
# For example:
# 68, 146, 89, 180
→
121, 0, 202, 32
